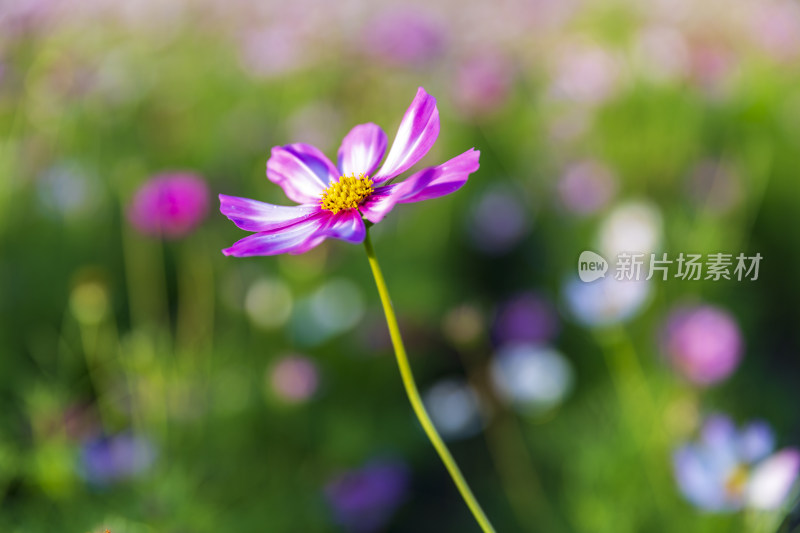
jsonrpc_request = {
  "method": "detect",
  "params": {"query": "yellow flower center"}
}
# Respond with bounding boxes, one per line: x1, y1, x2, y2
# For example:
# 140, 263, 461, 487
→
724, 464, 749, 498
319, 174, 374, 214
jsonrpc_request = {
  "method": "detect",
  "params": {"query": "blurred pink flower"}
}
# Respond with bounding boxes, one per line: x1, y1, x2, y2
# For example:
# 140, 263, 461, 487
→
747, 0, 800, 62
239, 26, 309, 78
128, 172, 210, 239
688, 39, 738, 95
269, 355, 319, 403
453, 51, 514, 117
549, 44, 621, 105
557, 160, 617, 215
661, 304, 743, 386
362, 7, 445, 67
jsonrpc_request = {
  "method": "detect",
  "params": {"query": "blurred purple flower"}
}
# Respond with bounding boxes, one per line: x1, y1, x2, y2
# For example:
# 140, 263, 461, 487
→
80, 433, 156, 485
557, 160, 617, 215
362, 8, 445, 66
492, 292, 559, 346
128, 172, 210, 239
467, 183, 530, 254
661, 304, 743, 386
269, 355, 319, 403
324, 459, 410, 532
453, 51, 514, 117
220, 87, 480, 256
673, 414, 799, 512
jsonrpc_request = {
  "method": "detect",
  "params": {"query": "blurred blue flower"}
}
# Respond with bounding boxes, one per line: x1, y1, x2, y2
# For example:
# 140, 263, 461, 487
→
79, 433, 156, 486
37, 161, 99, 219
324, 459, 410, 533
673, 414, 800, 512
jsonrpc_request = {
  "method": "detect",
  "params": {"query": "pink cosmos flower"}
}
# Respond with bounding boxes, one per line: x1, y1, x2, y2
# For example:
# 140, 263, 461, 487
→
220, 88, 480, 256
660, 304, 743, 386
128, 172, 210, 239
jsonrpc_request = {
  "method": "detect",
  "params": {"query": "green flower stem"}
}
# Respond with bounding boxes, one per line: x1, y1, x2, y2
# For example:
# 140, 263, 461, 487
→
363, 230, 496, 533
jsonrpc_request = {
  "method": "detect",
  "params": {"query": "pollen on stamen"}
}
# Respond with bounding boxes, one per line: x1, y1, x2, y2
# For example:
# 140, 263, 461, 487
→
320, 173, 374, 214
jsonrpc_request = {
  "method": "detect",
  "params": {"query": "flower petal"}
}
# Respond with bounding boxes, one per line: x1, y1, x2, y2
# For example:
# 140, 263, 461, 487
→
396, 148, 480, 203
219, 194, 320, 232
673, 445, 733, 511
267, 144, 339, 204
337, 123, 388, 177
323, 209, 367, 244
222, 212, 330, 257
373, 87, 439, 184
738, 421, 775, 463
746, 449, 800, 510
359, 148, 479, 224
359, 184, 401, 224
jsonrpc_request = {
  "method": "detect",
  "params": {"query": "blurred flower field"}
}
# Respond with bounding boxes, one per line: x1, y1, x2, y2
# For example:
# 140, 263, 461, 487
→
2, 0, 800, 531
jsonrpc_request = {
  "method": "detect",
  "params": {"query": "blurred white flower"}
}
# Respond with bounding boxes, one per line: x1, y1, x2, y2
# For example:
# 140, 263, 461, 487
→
564, 275, 652, 327
490, 343, 573, 414
598, 200, 663, 259
746, 449, 800, 510
424, 377, 485, 441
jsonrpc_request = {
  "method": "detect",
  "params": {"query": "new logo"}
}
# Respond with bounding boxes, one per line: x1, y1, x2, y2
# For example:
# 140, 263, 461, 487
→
578, 251, 608, 282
